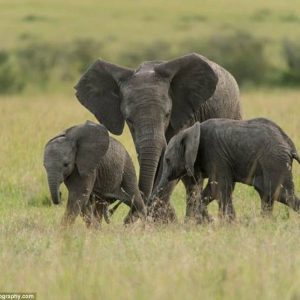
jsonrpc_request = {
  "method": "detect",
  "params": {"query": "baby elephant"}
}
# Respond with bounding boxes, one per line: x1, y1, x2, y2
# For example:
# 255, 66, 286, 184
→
43, 121, 146, 227
157, 118, 300, 221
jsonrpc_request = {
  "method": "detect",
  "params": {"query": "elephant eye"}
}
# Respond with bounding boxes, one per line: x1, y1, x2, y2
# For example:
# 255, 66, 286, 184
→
165, 112, 170, 118
63, 162, 69, 168
166, 158, 170, 164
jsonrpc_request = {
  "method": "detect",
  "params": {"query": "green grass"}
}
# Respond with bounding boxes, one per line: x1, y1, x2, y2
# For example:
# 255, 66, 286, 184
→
0, 89, 300, 299
2, 0, 300, 46
1, 1, 300, 298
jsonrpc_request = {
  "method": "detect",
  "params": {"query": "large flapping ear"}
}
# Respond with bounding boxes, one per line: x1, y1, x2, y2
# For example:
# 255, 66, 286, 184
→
182, 122, 201, 177
154, 53, 218, 131
66, 121, 109, 177
74, 60, 134, 135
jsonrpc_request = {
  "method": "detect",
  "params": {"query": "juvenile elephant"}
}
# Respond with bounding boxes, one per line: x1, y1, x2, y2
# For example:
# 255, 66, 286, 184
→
43, 121, 146, 227
157, 118, 300, 220
74, 53, 241, 222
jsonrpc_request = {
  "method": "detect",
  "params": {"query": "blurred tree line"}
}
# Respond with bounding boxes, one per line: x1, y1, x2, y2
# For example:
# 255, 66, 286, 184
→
0, 31, 299, 94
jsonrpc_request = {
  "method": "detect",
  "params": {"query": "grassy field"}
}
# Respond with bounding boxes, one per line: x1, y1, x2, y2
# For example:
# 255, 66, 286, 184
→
0, 89, 300, 300
2, 0, 300, 48
1, 0, 300, 299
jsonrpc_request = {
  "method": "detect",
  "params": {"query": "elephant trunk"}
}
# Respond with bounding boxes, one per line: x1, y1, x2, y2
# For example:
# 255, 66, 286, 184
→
138, 139, 165, 201
47, 174, 62, 205
156, 175, 168, 196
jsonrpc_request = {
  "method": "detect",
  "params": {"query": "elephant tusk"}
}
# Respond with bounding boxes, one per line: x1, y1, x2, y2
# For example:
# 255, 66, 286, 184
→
103, 208, 111, 224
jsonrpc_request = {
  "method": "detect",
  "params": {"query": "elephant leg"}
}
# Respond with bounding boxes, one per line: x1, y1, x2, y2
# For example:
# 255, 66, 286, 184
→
197, 183, 215, 223
210, 176, 235, 221
278, 189, 300, 213
108, 200, 123, 217
61, 193, 87, 227
121, 159, 147, 224
279, 192, 300, 213
181, 174, 203, 221
81, 194, 96, 228
93, 201, 107, 226
258, 159, 300, 217
259, 192, 275, 217
81, 194, 103, 229
225, 193, 236, 220
148, 180, 178, 223
63, 170, 96, 227
257, 179, 275, 217
276, 172, 300, 213
258, 166, 289, 217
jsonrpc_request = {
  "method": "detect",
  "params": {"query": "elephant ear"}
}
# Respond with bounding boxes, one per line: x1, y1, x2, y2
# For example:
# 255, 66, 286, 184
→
154, 53, 218, 131
182, 122, 201, 177
66, 121, 110, 177
74, 60, 134, 135
45, 129, 69, 146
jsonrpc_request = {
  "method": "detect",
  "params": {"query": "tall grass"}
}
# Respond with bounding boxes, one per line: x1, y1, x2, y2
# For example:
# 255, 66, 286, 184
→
0, 89, 299, 299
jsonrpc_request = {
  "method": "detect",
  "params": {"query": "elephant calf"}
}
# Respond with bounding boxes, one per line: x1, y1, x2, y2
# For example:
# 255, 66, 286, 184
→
157, 118, 300, 221
43, 121, 146, 227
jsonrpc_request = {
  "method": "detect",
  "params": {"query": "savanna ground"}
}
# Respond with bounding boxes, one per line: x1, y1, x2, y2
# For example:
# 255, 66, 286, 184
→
1, 0, 300, 299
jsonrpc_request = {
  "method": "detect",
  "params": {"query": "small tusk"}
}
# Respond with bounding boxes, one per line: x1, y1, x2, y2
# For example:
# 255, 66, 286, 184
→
210, 181, 218, 185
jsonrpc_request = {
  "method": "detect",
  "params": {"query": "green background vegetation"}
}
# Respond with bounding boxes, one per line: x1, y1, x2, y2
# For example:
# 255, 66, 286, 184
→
1, 0, 300, 93
1, 1, 300, 299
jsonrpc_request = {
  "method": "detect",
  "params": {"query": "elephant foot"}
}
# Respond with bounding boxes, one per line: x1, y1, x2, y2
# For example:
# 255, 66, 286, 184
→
82, 214, 102, 229
147, 196, 177, 223
196, 213, 213, 225
87, 220, 101, 230
184, 207, 202, 223
60, 212, 78, 228
185, 207, 200, 221
218, 212, 236, 223
123, 210, 140, 225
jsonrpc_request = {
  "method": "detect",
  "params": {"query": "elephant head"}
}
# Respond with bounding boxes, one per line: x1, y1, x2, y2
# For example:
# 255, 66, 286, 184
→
75, 53, 218, 199
43, 121, 109, 205
157, 122, 201, 192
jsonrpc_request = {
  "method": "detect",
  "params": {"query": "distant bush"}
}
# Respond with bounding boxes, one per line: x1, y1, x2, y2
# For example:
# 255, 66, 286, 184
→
0, 33, 299, 94
181, 31, 269, 85
282, 39, 300, 84
0, 50, 24, 93
251, 9, 271, 22
17, 42, 59, 87
17, 39, 103, 85
279, 13, 300, 23
0, 39, 104, 93
22, 14, 48, 23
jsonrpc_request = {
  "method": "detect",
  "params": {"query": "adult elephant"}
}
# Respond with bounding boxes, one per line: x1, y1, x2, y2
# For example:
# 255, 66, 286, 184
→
75, 53, 241, 221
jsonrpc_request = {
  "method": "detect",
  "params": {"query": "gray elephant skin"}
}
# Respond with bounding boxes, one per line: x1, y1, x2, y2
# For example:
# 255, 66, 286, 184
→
157, 118, 300, 220
74, 53, 241, 221
43, 121, 146, 227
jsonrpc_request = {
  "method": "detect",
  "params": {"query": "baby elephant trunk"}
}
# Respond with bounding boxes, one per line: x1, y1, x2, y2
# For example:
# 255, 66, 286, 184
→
155, 176, 168, 197
47, 174, 62, 205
